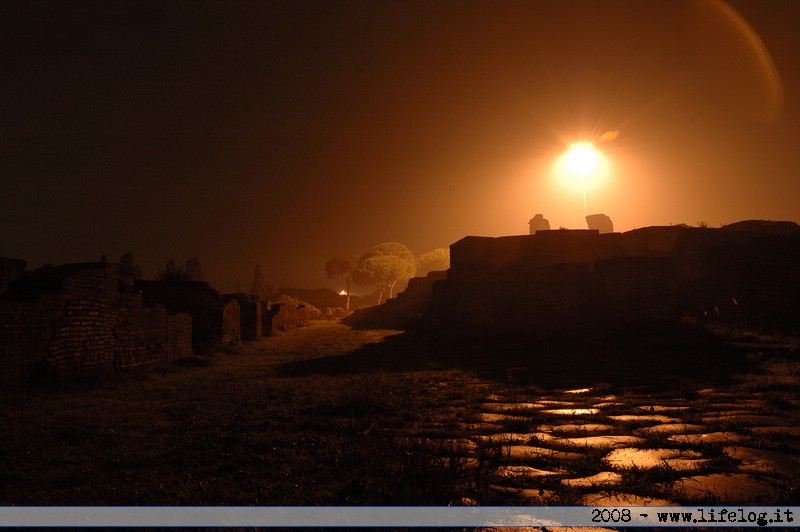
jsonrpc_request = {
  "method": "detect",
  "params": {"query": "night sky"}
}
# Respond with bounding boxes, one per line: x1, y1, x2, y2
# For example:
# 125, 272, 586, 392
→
2, 0, 800, 293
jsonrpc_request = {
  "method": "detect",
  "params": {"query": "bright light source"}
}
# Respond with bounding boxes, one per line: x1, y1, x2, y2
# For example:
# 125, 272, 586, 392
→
552, 141, 611, 216
339, 290, 347, 296
563, 143, 599, 174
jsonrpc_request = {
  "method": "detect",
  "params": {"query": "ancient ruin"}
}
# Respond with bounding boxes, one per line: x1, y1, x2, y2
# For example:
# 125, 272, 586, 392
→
0, 262, 193, 392
351, 220, 800, 336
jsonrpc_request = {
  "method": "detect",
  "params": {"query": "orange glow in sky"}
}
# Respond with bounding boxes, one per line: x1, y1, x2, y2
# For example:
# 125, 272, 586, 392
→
2, 0, 799, 291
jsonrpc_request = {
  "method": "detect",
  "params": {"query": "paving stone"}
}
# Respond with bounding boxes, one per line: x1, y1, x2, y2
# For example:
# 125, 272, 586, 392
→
634, 423, 706, 436
667, 473, 777, 503
561, 387, 592, 394
750, 425, 800, 437
608, 414, 682, 423
668, 431, 746, 445
561, 471, 622, 487
581, 492, 678, 506
539, 423, 617, 434
702, 414, 787, 426
480, 402, 545, 413
477, 432, 543, 444
723, 445, 800, 474
549, 435, 646, 449
604, 448, 708, 471
635, 405, 691, 412
505, 445, 583, 461
478, 412, 531, 423
496, 465, 562, 479
541, 408, 599, 415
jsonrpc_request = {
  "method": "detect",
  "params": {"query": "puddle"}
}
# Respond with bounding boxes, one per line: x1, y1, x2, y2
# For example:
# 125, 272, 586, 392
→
561, 471, 622, 487
581, 492, 678, 506
550, 435, 646, 449
604, 448, 708, 471
634, 423, 706, 436
541, 408, 600, 416
667, 473, 776, 503
723, 446, 800, 474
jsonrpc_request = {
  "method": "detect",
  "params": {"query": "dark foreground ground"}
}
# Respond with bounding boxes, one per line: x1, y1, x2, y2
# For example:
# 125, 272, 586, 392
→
1, 319, 798, 507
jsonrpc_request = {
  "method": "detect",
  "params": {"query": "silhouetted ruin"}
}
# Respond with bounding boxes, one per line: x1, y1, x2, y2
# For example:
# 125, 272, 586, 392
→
528, 214, 551, 234
586, 213, 614, 233
136, 280, 241, 354
355, 220, 800, 337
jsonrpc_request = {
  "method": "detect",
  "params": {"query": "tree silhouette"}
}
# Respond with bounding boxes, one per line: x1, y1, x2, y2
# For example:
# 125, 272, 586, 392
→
416, 247, 450, 276
325, 253, 358, 310
118, 252, 143, 280
184, 257, 204, 281
250, 264, 266, 299
354, 242, 416, 305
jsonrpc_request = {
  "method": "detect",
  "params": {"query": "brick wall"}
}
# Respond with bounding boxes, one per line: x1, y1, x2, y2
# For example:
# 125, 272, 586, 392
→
263, 302, 309, 336
1, 263, 195, 393
221, 300, 241, 346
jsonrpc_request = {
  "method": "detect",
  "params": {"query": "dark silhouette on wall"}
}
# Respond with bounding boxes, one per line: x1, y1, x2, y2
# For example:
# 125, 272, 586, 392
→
586, 213, 614, 233
528, 214, 551, 234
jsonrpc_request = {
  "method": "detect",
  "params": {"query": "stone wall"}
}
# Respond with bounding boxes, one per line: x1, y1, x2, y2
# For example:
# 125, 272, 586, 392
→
263, 302, 310, 336
136, 280, 240, 353
0, 263, 193, 393
430, 221, 800, 335
345, 270, 447, 329
223, 294, 261, 341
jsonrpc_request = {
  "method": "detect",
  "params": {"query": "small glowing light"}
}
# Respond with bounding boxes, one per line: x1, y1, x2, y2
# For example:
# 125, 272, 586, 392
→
339, 290, 347, 296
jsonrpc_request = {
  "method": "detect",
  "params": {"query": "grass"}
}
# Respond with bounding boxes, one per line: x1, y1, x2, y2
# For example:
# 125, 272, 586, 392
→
0, 321, 482, 505
2, 318, 800, 507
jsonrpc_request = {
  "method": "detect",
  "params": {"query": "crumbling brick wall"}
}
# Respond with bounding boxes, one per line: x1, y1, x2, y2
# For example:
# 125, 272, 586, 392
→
1, 263, 194, 393
221, 300, 241, 346
137, 280, 240, 353
263, 302, 309, 336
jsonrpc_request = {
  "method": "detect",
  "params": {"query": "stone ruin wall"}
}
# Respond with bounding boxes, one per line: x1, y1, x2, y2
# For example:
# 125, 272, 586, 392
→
436, 223, 799, 334
0, 264, 193, 393
221, 300, 241, 346
136, 280, 240, 354
263, 302, 311, 336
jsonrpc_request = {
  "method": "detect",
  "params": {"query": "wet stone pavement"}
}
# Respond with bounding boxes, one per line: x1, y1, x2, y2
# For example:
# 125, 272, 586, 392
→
406, 375, 800, 506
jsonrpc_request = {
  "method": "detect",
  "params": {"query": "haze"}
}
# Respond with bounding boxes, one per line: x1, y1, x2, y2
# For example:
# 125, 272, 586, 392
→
2, 0, 799, 292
